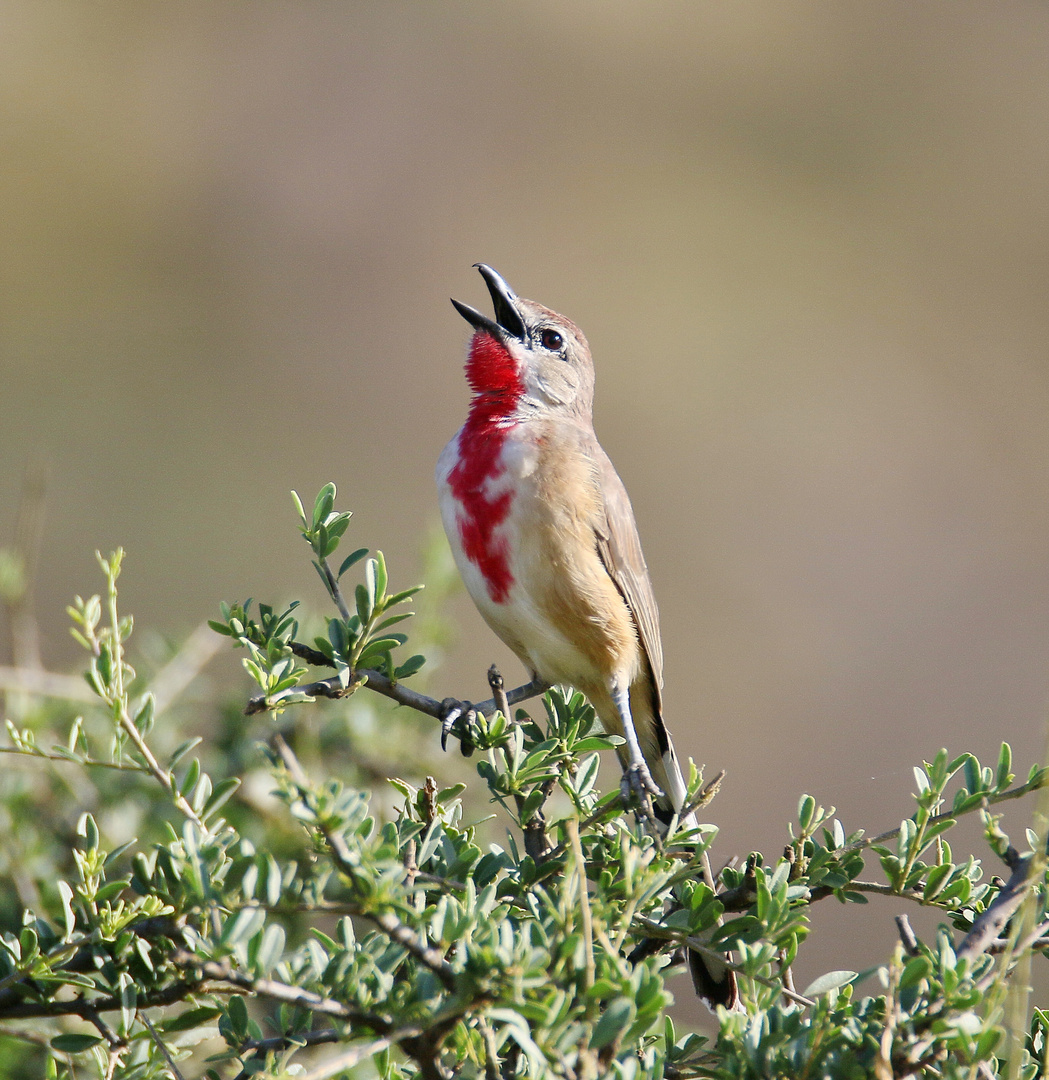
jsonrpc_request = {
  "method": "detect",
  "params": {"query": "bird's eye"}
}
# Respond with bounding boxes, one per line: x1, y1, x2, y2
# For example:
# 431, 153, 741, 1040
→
540, 327, 563, 351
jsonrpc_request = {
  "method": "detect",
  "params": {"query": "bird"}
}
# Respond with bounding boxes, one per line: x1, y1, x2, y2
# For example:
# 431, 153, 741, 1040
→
435, 264, 737, 1009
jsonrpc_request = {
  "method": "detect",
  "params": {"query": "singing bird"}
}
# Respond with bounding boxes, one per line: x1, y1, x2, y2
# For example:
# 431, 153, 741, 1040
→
436, 265, 736, 1008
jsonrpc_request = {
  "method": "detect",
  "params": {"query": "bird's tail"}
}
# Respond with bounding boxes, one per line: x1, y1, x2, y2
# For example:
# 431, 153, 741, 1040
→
635, 710, 740, 1011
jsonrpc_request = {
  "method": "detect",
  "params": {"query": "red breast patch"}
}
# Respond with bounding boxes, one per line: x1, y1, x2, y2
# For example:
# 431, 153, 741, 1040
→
448, 331, 524, 603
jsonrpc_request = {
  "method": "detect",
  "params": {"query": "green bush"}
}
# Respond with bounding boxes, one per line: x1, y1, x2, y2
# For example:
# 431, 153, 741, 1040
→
0, 484, 1046, 1079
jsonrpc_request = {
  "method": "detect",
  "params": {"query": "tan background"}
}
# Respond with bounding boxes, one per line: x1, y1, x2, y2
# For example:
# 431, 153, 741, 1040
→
3, 2, 1049, 1021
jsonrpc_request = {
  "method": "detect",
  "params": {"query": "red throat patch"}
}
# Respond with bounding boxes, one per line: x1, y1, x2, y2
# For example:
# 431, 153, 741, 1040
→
448, 331, 524, 603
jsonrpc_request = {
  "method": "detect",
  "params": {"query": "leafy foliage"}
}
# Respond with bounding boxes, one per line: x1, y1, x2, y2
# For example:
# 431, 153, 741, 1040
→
0, 484, 1047, 1079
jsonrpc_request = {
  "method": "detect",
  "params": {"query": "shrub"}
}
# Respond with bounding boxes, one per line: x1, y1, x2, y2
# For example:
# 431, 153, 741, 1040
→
0, 485, 1046, 1079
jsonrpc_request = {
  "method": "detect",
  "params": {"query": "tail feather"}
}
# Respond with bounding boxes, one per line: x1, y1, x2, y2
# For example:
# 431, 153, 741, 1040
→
609, 683, 738, 1009
689, 948, 740, 1010
650, 731, 740, 1012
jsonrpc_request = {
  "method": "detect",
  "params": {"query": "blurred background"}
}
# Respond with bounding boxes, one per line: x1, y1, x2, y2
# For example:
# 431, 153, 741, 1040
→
2, 1, 1048, 1024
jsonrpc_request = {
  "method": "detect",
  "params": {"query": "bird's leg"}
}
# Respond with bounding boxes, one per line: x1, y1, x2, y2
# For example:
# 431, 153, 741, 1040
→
439, 698, 476, 756
610, 680, 663, 810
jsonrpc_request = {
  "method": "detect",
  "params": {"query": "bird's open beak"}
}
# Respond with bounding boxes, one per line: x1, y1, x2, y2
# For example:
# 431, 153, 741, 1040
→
451, 264, 527, 342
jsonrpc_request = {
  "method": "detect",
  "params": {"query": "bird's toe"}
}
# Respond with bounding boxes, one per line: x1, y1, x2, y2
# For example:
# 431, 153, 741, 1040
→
439, 698, 475, 756
620, 763, 664, 817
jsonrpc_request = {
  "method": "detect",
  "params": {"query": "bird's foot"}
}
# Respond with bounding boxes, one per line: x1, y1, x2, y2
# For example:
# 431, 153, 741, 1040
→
439, 698, 476, 757
620, 762, 663, 817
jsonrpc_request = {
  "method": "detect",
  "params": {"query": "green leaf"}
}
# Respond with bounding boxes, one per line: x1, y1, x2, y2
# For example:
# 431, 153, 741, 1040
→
394, 655, 425, 679
134, 694, 155, 735
364, 560, 378, 612
922, 862, 954, 901
386, 585, 423, 606
916, 818, 956, 855
227, 993, 249, 1040
77, 812, 100, 853
221, 907, 266, 948
202, 777, 241, 821
19, 926, 38, 960
163, 1005, 224, 1033
338, 547, 369, 579
590, 997, 636, 1049
316, 522, 330, 558
798, 794, 816, 833
520, 787, 547, 823
373, 612, 413, 633
169, 738, 203, 771
899, 954, 932, 988
51, 1034, 104, 1053
179, 757, 201, 797
312, 483, 337, 529
118, 972, 136, 1038
802, 970, 857, 997
94, 880, 130, 904
360, 634, 406, 653
355, 582, 371, 623
57, 880, 76, 939
328, 617, 349, 656
253, 924, 286, 975
573, 737, 619, 752
265, 855, 282, 907
963, 754, 982, 794
192, 772, 213, 814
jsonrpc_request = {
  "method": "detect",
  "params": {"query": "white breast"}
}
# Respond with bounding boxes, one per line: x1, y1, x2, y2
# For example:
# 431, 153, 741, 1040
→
436, 425, 606, 688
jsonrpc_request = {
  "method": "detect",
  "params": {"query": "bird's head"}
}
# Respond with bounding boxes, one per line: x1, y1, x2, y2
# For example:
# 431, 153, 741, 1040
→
452, 265, 594, 416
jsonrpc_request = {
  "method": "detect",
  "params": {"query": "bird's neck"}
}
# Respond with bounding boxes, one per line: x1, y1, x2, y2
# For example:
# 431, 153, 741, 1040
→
463, 331, 524, 428
456, 334, 525, 483
448, 334, 527, 604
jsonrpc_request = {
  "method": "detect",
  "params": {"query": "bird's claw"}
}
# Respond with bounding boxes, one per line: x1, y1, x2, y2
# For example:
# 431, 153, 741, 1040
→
439, 698, 475, 757
620, 763, 663, 817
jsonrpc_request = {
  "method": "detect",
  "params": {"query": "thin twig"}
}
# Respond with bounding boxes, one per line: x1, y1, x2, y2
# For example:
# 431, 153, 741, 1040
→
116, 703, 204, 829
404, 837, 418, 889
678, 771, 726, 822
170, 951, 389, 1026
567, 819, 595, 991
0, 980, 197, 1021
272, 735, 457, 991
1013, 918, 1049, 954
544, 797, 626, 864
479, 1017, 502, 1080
316, 554, 353, 624
0, 1025, 54, 1047
488, 665, 512, 721
896, 914, 920, 956
0, 746, 150, 772
88, 1011, 124, 1050
141, 1013, 186, 1080
245, 643, 548, 727
298, 1034, 413, 1080
240, 1028, 342, 1054
957, 855, 1036, 962
838, 779, 1048, 859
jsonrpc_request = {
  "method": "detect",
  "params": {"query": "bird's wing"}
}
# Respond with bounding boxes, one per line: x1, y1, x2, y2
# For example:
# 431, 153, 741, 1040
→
591, 448, 664, 711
